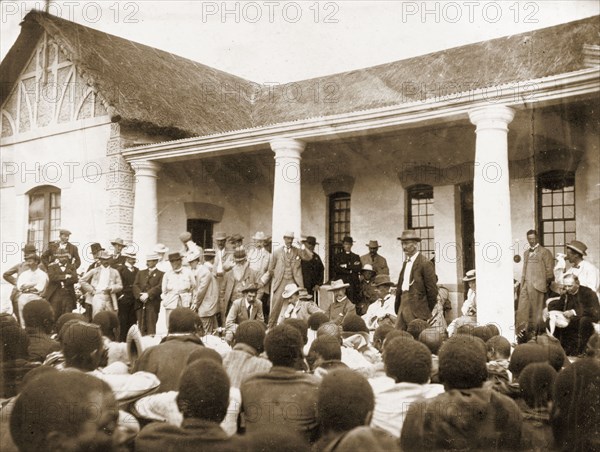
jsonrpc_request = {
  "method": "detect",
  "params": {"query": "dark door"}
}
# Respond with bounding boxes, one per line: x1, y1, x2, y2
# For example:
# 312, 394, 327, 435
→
328, 192, 351, 280
187, 219, 214, 249
460, 183, 475, 275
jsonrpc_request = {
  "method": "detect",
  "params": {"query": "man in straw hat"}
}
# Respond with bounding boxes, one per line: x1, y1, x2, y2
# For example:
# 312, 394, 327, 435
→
265, 231, 313, 329
80, 250, 123, 317
109, 237, 127, 269
133, 253, 164, 335
360, 239, 390, 276
559, 240, 599, 296
222, 249, 264, 322
516, 229, 554, 337
326, 279, 356, 326
447, 270, 478, 337
277, 283, 323, 325
395, 230, 438, 331
161, 252, 196, 326
192, 249, 220, 334
41, 228, 81, 270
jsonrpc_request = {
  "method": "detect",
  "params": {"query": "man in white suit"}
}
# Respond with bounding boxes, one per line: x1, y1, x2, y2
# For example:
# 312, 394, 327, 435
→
192, 249, 220, 334
80, 251, 123, 316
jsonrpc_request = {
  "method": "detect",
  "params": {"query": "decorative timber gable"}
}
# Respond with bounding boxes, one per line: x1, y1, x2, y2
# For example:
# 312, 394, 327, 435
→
0, 32, 108, 138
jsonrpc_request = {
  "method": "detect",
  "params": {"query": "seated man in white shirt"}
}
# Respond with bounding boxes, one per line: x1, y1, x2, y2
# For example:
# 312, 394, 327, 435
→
362, 275, 397, 330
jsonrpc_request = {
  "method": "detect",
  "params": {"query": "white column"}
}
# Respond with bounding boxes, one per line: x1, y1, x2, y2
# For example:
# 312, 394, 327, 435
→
468, 105, 515, 341
270, 138, 305, 246
132, 160, 161, 257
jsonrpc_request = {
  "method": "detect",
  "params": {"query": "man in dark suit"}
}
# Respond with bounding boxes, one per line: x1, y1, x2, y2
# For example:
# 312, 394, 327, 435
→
301, 236, 324, 299
110, 238, 127, 269
41, 228, 81, 270
395, 230, 438, 330
133, 254, 164, 335
117, 252, 138, 341
225, 284, 264, 338
516, 229, 554, 336
45, 250, 78, 321
547, 274, 600, 356
332, 236, 362, 304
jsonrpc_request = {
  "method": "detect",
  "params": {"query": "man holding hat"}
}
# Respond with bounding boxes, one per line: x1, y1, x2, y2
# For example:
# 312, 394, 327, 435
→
80, 251, 123, 317
41, 228, 81, 270
46, 249, 78, 322
332, 236, 362, 304
179, 231, 203, 265
213, 232, 230, 276
133, 254, 164, 335
226, 284, 264, 336
265, 231, 313, 329
301, 236, 325, 301
361, 240, 390, 276
161, 253, 196, 325
192, 249, 220, 333
395, 230, 438, 330
117, 251, 139, 341
362, 274, 397, 330
223, 249, 264, 322
277, 284, 324, 325
326, 279, 356, 325
109, 238, 127, 269
559, 240, 600, 296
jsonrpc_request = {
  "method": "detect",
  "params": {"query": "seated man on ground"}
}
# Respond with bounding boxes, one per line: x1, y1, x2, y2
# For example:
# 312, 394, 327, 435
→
92, 311, 128, 365
486, 335, 512, 385
21, 299, 60, 362
135, 359, 239, 452
361, 274, 396, 330
369, 337, 444, 437
306, 335, 347, 379
401, 335, 523, 451
240, 324, 320, 442
315, 368, 397, 451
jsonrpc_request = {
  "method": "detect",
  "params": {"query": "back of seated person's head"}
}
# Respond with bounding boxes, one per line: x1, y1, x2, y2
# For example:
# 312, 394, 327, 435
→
317, 322, 342, 344
486, 324, 500, 337
373, 324, 395, 351
407, 319, 429, 340
308, 335, 342, 365
308, 312, 329, 332
318, 369, 374, 433
92, 311, 119, 341
186, 346, 222, 365
519, 363, 557, 409
22, 299, 54, 333
439, 335, 487, 390
456, 324, 477, 336
168, 308, 199, 334
284, 318, 309, 345
21, 364, 59, 387
1, 323, 29, 361
235, 320, 267, 353
264, 324, 303, 367
341, 314, 368, 334
486, 335, 511, 361
509, 343, 548, 380
61, 321, 103, 371
177, 359, 230, 423
385, 337, 432, 384
55, 313, 86, 339
0, 312, 18, 328
586, 333, 600, 359
472, 326, 494, 343
240, 427, 310, 452
551, 358, 600, 451
383, 330, 413, 350
418, 328, 445, 355
10, 371, 117, 452
531, 335, 566, 372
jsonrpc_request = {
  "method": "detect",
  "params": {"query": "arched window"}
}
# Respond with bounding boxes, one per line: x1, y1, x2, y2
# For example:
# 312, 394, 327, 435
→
27, 186, 61, 248
538, 171, 575, 258
328, 192, 351, 277
407, 184, 435, 260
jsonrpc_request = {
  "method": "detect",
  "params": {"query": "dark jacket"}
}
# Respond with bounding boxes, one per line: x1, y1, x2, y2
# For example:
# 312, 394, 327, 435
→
333, 251, 362, 301
118, 264, 139, 305
44, 261, 77, 300
395, 253, 438, 320
301, 252, 325, 292
133, 267, 164, 310
548, 285, 600, 321
133, 334, 204, 393
41, 241, 80, 269
135, 418, 239, 452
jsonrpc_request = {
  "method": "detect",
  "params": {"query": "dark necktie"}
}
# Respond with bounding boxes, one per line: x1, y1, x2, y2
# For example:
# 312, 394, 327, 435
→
247, 305, 252, 318
398, 257, 410, 290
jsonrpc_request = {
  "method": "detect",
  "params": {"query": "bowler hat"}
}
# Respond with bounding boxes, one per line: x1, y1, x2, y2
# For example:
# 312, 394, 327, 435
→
24, 253, 40, 262
111, 238, 126, 247
168, 252, 183, 262
342, 236, 354, 244
179, 232, 192, 242
373, 274, 394, 286
90, 243, 104, 254
282, 283, 301, 299
302, 236, 318, 246
566, 240, 587, 256
214, 232, 227, 241
366, 240, 381, 248
233, 249, 247, 261
22, 243, 37, 254
397, 230, 422, 242
462, 269, 476, 282
327, 279, 350, 291
241, 284, 259, 293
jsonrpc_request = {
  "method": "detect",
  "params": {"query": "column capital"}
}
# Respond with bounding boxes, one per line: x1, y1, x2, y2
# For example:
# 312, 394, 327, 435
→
131, 160, 161, 178
270, 138, 306, 159
468, 105, 515, 132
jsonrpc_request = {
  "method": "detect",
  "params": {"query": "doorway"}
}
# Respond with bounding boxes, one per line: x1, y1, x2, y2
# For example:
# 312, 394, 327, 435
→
187, 219, 214, 249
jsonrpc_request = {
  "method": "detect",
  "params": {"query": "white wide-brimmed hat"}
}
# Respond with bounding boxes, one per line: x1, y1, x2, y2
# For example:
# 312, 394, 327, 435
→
327, 279, 350, 291
282, 283, 301, 298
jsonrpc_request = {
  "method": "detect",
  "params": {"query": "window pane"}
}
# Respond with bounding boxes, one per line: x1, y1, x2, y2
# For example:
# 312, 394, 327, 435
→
545, 222, 553, 233
564, 192, 574, 205
564, 206, 574, 218
565, 221, 575, 233
29, 194, 44, 218
554, 222, 564, 233
544, 234, 554, 246
542, 207, 552, 219
552, 206, 562, 218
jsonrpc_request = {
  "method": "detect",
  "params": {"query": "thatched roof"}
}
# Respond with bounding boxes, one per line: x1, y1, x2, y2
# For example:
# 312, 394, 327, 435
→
1, 12, 598, 140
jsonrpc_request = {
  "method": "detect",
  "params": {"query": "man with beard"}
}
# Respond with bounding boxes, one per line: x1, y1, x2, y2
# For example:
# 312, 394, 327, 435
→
301, 236, 324, 301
